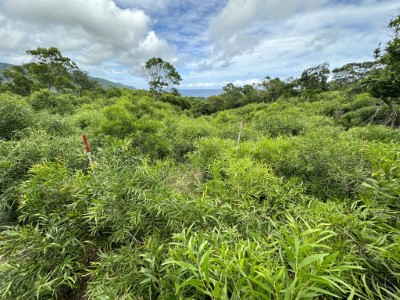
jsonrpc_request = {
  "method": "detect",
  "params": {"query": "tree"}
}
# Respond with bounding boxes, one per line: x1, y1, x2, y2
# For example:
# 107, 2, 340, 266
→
2, 66, 33, 96
298, 63, 330, 94
366, 14, 400, 127
261, 76, 296, 102
71, 69, 99, 97
143, 57, 182, 99
1, 47, 95, 96
332, 61, 378, 88
25, 47, 79, 93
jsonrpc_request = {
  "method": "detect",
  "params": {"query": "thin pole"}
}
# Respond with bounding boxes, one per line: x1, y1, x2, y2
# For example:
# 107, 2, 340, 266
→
237, 120, 243, 145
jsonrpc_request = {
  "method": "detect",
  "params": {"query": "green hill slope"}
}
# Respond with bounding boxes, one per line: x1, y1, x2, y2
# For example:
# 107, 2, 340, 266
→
0, 87, 399, 299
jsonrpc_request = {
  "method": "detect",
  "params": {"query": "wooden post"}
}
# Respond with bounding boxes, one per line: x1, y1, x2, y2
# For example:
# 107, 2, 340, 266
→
237, 120, 243, 145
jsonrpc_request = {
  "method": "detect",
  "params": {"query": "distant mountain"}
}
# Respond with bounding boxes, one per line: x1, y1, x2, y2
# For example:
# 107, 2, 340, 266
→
0, 62, 135, 90
0, 62, 14, 74
89, 76, 135, 90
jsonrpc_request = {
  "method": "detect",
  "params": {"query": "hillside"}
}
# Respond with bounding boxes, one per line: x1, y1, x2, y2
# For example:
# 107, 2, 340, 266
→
89, 75, 135, 90
0, 86, 399, 299
0, 62, 135, 90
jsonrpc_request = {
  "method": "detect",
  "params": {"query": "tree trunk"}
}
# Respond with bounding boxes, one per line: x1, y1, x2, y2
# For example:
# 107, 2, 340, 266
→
383, 98, 397, 127
389, 99, 397, 127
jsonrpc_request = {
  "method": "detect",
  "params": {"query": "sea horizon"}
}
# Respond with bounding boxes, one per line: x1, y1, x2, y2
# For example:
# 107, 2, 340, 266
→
179, 88, 223, 98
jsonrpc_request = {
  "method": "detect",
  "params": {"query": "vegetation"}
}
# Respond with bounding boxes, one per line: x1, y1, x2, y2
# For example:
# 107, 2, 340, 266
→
144, 57, 182, 99
0, 16, 399, 300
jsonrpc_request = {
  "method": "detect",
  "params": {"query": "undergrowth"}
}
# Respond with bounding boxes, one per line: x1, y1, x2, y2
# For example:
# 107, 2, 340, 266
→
0, 90, 399, 299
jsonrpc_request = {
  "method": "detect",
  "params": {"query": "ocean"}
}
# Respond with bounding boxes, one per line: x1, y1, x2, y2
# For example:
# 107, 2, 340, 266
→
179, 89, 223, 98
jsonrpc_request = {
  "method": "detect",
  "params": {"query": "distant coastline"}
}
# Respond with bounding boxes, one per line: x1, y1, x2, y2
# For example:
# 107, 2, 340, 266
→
179, 89, 223, 98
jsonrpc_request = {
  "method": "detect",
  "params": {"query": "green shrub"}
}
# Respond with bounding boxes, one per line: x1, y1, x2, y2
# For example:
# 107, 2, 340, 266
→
29, 89, 75, 115
131, 115, 171, 159
343, 93, 379, 111
160, 93, 191, 110
348, 125, 400, 142
87, 239, 166, 299
159, 218, 358, 299
0, 131, 87, 225
191, 131, 369, 199
340, 106, 382, 127
99, 102, 137, 138
0, 163, 91, 299
33, 112, 77, 136
362, 142, 400, 209
253, 109, 333, 137
0, 93, 34, 140
168, 116, 217, 160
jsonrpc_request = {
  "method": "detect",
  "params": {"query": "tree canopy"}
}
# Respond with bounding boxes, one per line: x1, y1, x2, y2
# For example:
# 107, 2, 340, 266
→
366, 15, 400, 126
298, 62, 330, 93
143, 57, 182, 98
1, 47, 96, 96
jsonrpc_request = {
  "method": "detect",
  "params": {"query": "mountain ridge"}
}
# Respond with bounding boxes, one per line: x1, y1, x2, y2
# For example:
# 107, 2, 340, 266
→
0, 62, 135, 90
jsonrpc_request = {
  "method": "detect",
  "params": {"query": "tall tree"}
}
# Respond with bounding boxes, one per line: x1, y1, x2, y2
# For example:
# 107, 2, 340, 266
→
1, 47, 95, 96
25, 47, 79, 93
366, 15, 400, 127
143, 57, 182, 99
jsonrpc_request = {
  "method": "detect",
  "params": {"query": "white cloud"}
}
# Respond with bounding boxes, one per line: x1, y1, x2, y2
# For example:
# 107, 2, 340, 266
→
114, 0, 169, 12
0, 0, 399, 88
208, 0, 399, 68
209, 0, 330, 63
0, 0, 176, 74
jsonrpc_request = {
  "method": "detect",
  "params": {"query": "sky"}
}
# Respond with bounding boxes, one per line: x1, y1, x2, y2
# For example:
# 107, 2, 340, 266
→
0, 0, 399, 89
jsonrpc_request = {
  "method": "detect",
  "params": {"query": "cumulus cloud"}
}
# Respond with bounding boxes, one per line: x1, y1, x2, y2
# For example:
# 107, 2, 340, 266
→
209, 0, 330, 63
0, 0, 176, 73
207, 0, 398, 68
0, 0, 398, 88
114, 0, 169, 12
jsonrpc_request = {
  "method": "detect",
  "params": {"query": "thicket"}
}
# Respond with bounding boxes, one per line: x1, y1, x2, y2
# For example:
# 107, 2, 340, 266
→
0, 83, 399, 299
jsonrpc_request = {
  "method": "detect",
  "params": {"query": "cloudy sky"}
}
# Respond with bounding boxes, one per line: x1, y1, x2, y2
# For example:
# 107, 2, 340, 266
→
0, 0, 399, 89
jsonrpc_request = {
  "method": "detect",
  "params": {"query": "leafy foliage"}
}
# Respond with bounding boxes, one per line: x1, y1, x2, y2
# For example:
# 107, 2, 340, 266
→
0, 93, 34, 140
143, 57, 182, 99
1, 47, 97, 97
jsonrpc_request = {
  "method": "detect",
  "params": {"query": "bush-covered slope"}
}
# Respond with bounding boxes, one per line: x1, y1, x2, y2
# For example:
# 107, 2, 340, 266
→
0, 89, 399, 299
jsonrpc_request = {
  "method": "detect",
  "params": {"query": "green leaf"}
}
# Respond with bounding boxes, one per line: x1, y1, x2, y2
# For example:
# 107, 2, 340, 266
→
299, 253, 328, 268
162, 259, 197, 272
308, 286, 340, 298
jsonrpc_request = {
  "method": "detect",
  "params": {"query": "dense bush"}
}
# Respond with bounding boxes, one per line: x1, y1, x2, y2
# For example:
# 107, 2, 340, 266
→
0, 163, 91, 299
0, 93, 34, 140
0, 88, 399, 299
348, 125, 400, 142
29, 89, 76, 115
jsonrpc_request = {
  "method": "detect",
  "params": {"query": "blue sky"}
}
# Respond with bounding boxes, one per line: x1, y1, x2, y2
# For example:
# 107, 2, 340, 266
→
0, 0, 399, 89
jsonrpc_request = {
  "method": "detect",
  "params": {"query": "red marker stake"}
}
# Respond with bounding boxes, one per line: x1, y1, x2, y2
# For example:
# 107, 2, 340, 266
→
82, 134, 95, 175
